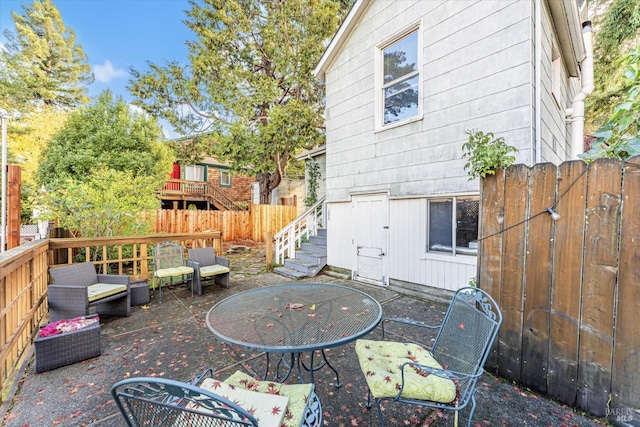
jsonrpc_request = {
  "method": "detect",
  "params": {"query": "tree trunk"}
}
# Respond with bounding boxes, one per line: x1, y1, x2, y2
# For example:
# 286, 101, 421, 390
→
256, 169, 283, 204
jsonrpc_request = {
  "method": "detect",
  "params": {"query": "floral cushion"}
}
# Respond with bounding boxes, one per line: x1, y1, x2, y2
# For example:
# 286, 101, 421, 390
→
199, 378, 289, 427
355, 339, 456, 403
224, 370, 312, 427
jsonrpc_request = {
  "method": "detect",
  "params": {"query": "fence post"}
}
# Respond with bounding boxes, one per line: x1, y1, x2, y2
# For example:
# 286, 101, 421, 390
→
264, 231, 273, 267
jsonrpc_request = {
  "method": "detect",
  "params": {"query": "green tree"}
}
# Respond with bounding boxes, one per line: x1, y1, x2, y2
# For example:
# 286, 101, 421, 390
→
0, 0, 93, 111
36, 90, 173, 189
128, 0, 345, 203
43, 169, 160, 238
586, 0, 640, 132
580, 48, 640, 161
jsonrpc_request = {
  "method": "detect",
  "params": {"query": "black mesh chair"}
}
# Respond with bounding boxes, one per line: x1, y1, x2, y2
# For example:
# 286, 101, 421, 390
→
355, 287, 503, 427
111, 369, 322, 427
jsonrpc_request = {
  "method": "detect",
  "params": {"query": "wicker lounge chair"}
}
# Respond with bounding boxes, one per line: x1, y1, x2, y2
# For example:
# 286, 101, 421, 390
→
186, 247, 230, 296
355, 286, 503, 427
48, 262, 130, 322
111, 369, 322, 427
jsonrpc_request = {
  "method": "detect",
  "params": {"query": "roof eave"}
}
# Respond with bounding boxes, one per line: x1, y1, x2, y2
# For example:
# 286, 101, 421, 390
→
313, 0, 372, 81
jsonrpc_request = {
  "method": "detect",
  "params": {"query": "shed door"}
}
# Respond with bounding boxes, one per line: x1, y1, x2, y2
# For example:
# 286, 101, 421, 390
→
352, 195, 388, 286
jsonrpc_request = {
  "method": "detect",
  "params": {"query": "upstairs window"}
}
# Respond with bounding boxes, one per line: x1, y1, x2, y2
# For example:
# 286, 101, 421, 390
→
379, 28, 420, 127
220, 169, 231, 187
184, 164, 205, 182
427, 197, 479, 256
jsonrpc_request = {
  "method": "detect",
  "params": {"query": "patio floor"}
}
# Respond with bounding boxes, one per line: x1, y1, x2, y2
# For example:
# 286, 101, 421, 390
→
2, 244, 607, 427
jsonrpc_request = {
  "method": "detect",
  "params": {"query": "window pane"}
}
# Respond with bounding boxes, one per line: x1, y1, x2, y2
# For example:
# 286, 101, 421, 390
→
429, 200, 452, 253
185, 165, 204, 181
220, 170, 231, 186
384, 75, 419, 124
383, 32, 418, 84
456, 199, 479, 255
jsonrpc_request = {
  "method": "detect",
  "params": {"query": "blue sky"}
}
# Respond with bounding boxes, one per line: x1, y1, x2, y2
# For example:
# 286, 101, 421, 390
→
1, 0, 195, 136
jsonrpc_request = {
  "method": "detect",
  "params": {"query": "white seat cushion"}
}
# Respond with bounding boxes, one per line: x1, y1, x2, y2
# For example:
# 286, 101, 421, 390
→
199, 264, 230, 277
87, 283, 127, 302
155, 266, 194, 278
199, 378, 288, 427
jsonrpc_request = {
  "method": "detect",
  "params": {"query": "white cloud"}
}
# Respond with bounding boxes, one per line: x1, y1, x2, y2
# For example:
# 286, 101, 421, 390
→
93, 60, 128, 83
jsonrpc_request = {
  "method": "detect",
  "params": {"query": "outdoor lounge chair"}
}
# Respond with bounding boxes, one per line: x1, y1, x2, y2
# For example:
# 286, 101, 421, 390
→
186, 247, 230, 296
151, 241, 194, 304
355, 286, 502, 427
111, 369, 322, 427
48, 262, 131, 322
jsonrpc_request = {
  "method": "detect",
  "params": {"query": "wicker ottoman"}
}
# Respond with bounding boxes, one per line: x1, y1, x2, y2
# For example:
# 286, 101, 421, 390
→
130, 281, 150, 306
34, 315, 101, 373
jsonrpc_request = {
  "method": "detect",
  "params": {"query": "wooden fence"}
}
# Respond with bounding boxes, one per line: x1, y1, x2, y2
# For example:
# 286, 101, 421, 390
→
0, 232, 222, 401
478, 157, 639, 420
152, 204, 297, 242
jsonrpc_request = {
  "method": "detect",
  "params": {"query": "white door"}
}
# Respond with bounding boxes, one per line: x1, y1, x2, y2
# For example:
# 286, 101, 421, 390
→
352, 194, 388, 286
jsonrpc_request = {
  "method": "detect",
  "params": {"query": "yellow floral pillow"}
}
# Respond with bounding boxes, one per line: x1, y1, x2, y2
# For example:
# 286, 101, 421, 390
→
224, 370, 312, 427
355, 339, 456, 403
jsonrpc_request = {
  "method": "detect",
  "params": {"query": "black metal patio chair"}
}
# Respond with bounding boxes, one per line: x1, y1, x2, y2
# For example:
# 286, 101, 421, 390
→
111, 369, 322, 427
355, 286, 503, 427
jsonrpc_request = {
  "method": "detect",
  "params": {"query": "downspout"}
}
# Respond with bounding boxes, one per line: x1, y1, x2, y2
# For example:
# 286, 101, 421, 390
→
567, 21, 594, 159
534, 0, 542, 164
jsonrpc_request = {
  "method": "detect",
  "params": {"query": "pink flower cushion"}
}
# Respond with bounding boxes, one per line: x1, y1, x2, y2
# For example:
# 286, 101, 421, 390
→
38, 316, 100, 338
355, 339, 456, 403
223, 370, 313, 427
199, 377, 288, 427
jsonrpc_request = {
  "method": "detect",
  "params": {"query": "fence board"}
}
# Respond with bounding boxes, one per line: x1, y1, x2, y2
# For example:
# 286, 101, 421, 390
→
497, 164, 529, 381
577, 159, 621, 416
478, 168, 505, 369
522, 162, 556, 394
612, 158, 640, 419
548, 160, 587, 406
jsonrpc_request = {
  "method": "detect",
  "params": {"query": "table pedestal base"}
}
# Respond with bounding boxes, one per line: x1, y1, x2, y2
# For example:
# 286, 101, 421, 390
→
265, 351, 341, 388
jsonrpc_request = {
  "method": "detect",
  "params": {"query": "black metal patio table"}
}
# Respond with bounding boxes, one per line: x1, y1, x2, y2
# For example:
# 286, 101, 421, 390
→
205, 282, 382, 387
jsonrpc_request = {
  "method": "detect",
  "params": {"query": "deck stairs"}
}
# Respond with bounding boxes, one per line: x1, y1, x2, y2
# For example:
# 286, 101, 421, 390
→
273, 197, 327, 279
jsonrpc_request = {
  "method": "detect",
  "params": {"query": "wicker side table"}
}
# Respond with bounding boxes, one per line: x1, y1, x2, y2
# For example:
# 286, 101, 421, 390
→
130, 281, 150, 306
34, 315, 101, 373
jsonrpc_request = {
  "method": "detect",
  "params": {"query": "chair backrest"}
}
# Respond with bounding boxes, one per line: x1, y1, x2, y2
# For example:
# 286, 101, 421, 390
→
153, 242, 186, 271
49, 262, 98, 287
111, 377, 258, 427
188, 247, 217, 267
431, 287, 502, 403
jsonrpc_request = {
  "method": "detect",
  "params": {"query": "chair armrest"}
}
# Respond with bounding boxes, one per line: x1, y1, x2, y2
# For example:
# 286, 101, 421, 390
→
97, 274, 130, 287
381, 317, 440, 340
214, 256, 230, 268
48, 284, 88, 300
186, 259, 201, 274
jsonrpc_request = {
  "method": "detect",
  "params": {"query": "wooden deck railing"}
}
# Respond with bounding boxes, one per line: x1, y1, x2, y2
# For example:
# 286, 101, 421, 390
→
0, 232, 222, 401
160, 179, 246, 211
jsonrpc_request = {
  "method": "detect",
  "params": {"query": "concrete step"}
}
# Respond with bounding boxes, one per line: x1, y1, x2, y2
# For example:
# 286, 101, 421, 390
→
309, 235, 326, 246
273, 266, 307, 279
295, 250, 327, 265
301, 242, 326, 254
284, 259, 322, 277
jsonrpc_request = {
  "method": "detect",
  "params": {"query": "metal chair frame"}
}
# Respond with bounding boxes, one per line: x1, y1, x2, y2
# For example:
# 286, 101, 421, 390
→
151, 241, 194, 304
363, 286, 503, 427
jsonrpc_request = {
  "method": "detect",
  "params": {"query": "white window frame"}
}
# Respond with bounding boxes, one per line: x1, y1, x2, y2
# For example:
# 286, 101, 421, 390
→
375, 21, 423, 131
426, 195, 479, 258
184, 164, 205, 182
220, 169, 231, 187
551, 42, 563, 109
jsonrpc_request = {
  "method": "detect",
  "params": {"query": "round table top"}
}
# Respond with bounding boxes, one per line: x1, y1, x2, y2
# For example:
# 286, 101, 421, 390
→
205, 283, 382, 353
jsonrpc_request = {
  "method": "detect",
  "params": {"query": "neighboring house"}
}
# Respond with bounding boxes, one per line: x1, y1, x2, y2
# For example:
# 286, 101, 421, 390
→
296, 145, 327, 205
159, 156, 254, 211
312, 0, 591, 294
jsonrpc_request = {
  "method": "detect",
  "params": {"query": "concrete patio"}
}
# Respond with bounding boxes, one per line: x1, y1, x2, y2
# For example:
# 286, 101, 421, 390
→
1, 245, 607, 427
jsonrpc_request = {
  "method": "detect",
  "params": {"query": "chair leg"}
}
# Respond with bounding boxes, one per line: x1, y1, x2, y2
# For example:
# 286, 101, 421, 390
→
465, 392, 478, 427
375, 398, 386, 427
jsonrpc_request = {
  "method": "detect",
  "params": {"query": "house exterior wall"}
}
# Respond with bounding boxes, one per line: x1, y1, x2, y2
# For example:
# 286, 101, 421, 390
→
206, 166, 253, 205
321, 0, 585, 293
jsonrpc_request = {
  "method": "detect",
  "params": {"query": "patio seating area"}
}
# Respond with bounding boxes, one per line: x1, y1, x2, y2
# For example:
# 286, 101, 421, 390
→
1, 246, 606, 427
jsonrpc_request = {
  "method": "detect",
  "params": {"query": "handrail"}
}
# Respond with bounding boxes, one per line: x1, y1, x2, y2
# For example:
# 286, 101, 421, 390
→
274, 196, 326, 265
